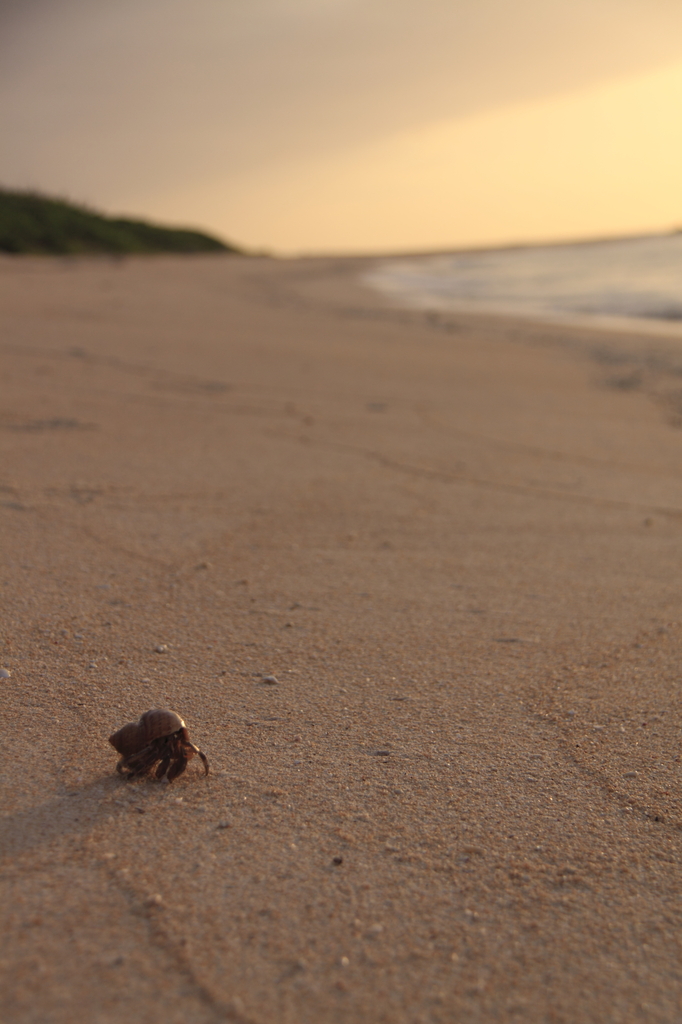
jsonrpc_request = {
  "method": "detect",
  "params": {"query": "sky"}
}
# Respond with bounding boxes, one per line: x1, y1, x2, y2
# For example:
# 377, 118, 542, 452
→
1, 0, 682, 254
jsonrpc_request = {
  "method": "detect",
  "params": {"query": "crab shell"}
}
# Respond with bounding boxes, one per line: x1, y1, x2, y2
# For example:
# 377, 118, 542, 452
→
109, 708, 187, 758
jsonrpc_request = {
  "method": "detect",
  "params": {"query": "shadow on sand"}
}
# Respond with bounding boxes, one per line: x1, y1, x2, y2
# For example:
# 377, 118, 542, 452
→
0, 774, 137, 861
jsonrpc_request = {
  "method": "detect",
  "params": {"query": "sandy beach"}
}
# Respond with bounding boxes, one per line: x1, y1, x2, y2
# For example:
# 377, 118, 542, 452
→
2, 252, 682, 1024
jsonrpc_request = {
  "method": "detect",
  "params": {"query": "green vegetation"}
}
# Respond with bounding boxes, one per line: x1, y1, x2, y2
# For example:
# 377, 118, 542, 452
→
0, 188, 240, 255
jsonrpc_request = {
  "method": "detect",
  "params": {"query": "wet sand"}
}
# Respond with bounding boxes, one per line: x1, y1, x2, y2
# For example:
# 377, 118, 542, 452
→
1, 253, 682, 1024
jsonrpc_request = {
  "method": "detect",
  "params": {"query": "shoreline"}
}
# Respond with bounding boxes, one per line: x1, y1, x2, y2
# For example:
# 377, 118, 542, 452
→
2, 253, 682, 1023
358, 234, 682, 344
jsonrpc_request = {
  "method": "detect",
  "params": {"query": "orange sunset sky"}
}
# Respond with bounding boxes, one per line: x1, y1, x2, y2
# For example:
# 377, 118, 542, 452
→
1, 0, 681, 254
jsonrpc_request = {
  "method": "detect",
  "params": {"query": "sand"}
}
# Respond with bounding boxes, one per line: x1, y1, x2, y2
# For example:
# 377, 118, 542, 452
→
1, 252, 681, 1024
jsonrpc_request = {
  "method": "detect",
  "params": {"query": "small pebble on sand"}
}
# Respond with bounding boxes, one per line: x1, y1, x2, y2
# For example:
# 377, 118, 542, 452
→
0, 668, 11, 679
262, 675, 279, 685
154, 644, 169, 653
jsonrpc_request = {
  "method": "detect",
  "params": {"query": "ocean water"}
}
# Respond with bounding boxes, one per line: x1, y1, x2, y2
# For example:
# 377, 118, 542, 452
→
364, 233, 682, 337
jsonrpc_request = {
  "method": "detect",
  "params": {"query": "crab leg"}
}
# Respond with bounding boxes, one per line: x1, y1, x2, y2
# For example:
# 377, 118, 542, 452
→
188, 742, 210, 775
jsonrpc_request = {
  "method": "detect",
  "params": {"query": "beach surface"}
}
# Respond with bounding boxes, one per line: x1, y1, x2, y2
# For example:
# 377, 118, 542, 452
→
1, 253, 682, 1024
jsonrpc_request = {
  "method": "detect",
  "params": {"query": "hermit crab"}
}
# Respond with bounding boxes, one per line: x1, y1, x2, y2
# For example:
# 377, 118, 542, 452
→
109, 709, 209, 782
